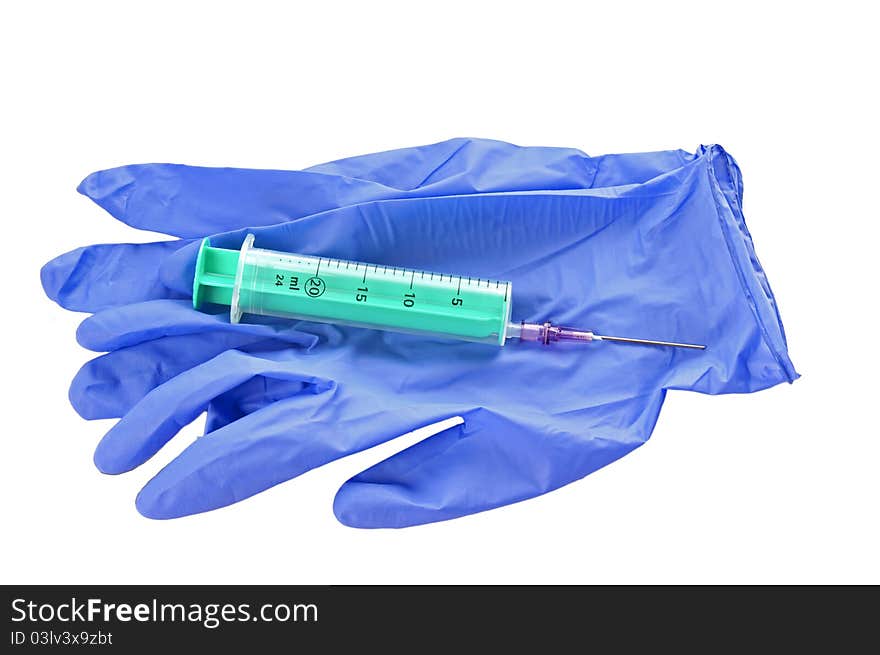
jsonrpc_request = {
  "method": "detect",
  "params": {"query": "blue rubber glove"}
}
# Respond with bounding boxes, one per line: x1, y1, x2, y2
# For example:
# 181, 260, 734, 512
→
42, 141, 796, 527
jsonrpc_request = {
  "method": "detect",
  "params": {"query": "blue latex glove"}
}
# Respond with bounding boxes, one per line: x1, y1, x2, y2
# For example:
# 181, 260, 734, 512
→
42, 140, 796, 527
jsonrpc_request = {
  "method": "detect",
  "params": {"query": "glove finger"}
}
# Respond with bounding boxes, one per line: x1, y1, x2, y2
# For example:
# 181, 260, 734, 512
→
41, 240, 193, 312
333, 393, 665, 529
71, 331, 309, 420
94, 350, 331, 474
75, 298, 315, 351
135, 393, 453, 520
78, 165, 401, 239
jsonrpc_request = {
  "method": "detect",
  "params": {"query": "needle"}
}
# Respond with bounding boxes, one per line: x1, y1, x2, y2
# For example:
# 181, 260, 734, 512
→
593, 334, 706, 350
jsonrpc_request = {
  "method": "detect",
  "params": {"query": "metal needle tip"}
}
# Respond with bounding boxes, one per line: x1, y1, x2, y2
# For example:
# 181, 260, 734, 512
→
594, 334, 706, 350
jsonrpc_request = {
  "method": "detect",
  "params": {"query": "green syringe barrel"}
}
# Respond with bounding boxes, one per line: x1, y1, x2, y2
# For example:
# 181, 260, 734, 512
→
193, 234, 513, 346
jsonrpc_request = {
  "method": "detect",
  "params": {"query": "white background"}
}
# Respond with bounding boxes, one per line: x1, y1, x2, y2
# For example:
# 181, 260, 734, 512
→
1, 1, 876, 584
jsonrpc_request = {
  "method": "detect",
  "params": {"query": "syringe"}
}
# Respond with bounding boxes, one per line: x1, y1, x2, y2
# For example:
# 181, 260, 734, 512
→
193, 234, 705, 350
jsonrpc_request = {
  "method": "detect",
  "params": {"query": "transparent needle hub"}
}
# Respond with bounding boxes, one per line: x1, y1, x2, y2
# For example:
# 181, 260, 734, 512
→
193, 234, 705, 351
